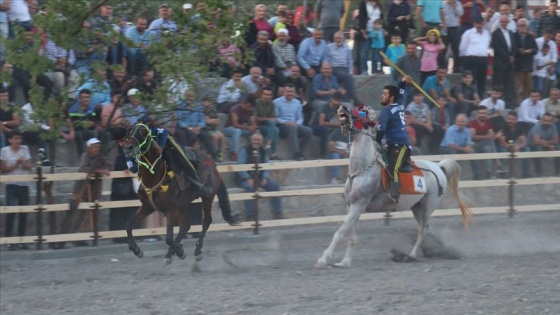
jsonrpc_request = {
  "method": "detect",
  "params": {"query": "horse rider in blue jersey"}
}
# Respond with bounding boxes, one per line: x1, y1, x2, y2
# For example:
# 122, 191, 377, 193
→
112, 125, 213, 197
376, 76, 413, 203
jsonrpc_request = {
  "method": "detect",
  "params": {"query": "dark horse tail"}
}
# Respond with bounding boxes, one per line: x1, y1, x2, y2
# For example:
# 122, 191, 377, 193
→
217, 181, 238, 225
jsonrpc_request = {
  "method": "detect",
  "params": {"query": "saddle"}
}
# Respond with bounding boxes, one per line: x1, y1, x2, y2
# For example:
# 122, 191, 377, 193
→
381, 161, 426, 195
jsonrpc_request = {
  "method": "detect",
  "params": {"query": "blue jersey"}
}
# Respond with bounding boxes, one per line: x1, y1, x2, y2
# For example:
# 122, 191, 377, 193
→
376, 82, 410, 146
126, 127, 169, 173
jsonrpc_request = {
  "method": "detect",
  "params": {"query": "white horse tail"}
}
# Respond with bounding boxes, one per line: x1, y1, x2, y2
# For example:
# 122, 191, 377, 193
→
439, 159, 473, 230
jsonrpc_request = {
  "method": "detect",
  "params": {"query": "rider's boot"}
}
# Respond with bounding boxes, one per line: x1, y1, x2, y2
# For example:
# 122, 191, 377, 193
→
389, 181, 400, 204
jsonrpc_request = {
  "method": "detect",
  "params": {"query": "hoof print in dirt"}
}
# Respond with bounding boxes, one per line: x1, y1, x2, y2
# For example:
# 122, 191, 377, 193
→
391, 249, 419, 263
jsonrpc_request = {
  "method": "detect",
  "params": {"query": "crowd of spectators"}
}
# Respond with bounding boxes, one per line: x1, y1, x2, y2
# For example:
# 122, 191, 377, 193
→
1, 1, 560, 245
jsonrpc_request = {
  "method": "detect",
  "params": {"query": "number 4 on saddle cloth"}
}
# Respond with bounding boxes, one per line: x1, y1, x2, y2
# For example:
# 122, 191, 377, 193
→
381, 162, 427, 195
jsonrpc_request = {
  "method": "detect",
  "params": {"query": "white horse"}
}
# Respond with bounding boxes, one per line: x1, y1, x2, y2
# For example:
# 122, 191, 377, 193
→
315, 104, 471, 268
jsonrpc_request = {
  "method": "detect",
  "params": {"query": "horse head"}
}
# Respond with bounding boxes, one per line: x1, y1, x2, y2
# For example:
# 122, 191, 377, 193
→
124, 123, 153, 160
337, 103, 378, 135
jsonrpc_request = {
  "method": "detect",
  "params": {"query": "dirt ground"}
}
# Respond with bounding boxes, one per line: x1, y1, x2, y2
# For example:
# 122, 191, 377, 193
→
1, 212, 560, 315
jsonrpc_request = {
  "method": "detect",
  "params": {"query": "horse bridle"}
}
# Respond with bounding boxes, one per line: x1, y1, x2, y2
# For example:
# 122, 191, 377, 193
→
127, 123, 163, 175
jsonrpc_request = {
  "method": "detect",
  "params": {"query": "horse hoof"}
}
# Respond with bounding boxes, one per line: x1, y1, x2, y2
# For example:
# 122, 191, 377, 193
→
178, 251, 187, 260
315, 258, 328, 269
195, 253, 204, 262
163, 257, 173, 265
135, 249, 144, 258
333, 259, 351, 268
391, 249, 418, 263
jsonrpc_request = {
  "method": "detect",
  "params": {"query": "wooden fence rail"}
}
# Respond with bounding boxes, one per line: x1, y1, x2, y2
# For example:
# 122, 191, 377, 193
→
0, 151, 559, 247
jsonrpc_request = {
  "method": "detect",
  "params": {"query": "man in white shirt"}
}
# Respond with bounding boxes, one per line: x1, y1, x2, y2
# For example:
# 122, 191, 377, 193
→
488, 2, 516, 33
8, 0, 33, 38
479, 86, 505, 117
535, 29, 558, 61
518, 90, 546, 131
459, 16, 490, 97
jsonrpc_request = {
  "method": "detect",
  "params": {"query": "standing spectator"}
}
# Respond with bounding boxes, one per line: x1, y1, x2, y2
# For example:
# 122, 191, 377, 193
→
1, 130, 31, 250
0, 86, 20, 148
414, 29, 446, 85
442, 0, 464, 73
202, 96, 225, 162
460, 0, 485, 33
538, 0, 560, 38
468, 106, 502, 179
224, 95, 258, 161
249, 31, 276, 80
514, 18, 538, 102
148, 4, 177, 41
480, 86, 506, 118
326, 32, 355, 103
492, 14, 517, 108
497, 111, 530, 178
533, 43, 555, 95
529, 8, 542, 37
385, 34, 406, 73
367, 19, 386, 75
242, 67, 271, 99
8, 0, 33, 38
359, 0, 384, 74
315, 0, 345, 42
311, 92, 342, 159
527, 113, 559, 176
272, 28, 296, 85
416, 0, 445, 36
125, 17, 151, 76
272, 11, 288, 37
536, 29, 558, 66
252, 4, 275, 42
0, 0, 9, 51
459, 16, 490, 98
488, 2, 516, 33
268, 3, 289, 29
297, 28, 327, 80
387, 0, 412, 44
392, 41, 421, 106
237, 133, 283, 220
285, 10, 303, 48
452, 70, 480, 118
216, 69, 244, 114
254, 87, 279, 159
518, 90, 546, 128
274, 83, 312, 160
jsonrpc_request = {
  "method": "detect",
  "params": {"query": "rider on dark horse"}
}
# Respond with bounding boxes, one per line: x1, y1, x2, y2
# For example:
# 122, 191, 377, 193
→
377, 76, 413, 203
113, 125, 213, 197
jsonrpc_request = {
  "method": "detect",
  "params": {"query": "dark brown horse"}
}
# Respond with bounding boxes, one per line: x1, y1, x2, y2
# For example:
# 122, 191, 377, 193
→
123, 124, 238, 264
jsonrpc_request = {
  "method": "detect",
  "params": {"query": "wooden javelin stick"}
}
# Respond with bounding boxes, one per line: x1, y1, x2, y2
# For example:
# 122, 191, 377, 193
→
379, 51, 440, 108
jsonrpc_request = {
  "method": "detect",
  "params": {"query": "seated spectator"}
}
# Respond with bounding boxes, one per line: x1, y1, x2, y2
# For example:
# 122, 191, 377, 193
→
20, 101, 50, 162
58, 138, 111, 248
0, 86, 21, 148
224, 95, 258, 161
42, 38, 80, 99
542, 87, 560, 131
279, 65, 308, 104
249, 31, 276, 79
407, 92, 435, 152
311, 92, 343, 159
527, 113, 560, 176
440, 114, 479, 179
202, 96, 225, 162
122, 88, 147, 125
125, 17, 152, 76
217, 69, 244, 114
297, 28, 327, 79
272, 28, 296, 85
108, 66, 128, 96
254, 87, 279, 159
451, 70, 480, 118
385, 34, 406, 73
175, 90, 217, 159
77, 66, 112, 110
310, 62, 346, 125
327, 128, 349, 184
101, 92, 128, 129
274, 83, 313, 160
518, 90, 546, 132
404, 111, 421, 156
236, 133, 283, 221
216, 37, 243, 78
326, 32, 356, 103
422, 67, 455, 110
1, 130, 32, 250
468, 106, 503, 179
497, 111, 530, 178
480, 86, 506, 118
430, 95, 453, 147
68, 89, 101, 157
242, 67, 271, 98
105, 36, 128, 78
136, 68, 158, 96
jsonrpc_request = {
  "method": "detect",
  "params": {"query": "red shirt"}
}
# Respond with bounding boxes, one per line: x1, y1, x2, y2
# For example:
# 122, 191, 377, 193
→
460, 0, 484, 25
467, 119, 493, 136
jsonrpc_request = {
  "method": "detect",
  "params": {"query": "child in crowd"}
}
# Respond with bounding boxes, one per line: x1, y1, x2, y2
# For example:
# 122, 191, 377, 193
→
385, 33, 405, 73
273, 10, 288, 43
414, 28, 446, 85
368, 19, 386, 74
533, 43, 554, 95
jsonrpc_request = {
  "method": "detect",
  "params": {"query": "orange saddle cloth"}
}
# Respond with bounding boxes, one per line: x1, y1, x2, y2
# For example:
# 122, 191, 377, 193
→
381, 163, 427, 195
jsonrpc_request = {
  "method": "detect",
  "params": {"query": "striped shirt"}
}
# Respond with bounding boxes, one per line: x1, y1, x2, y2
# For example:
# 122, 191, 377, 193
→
272, 42, 296, 68
43, 40, 76, 65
